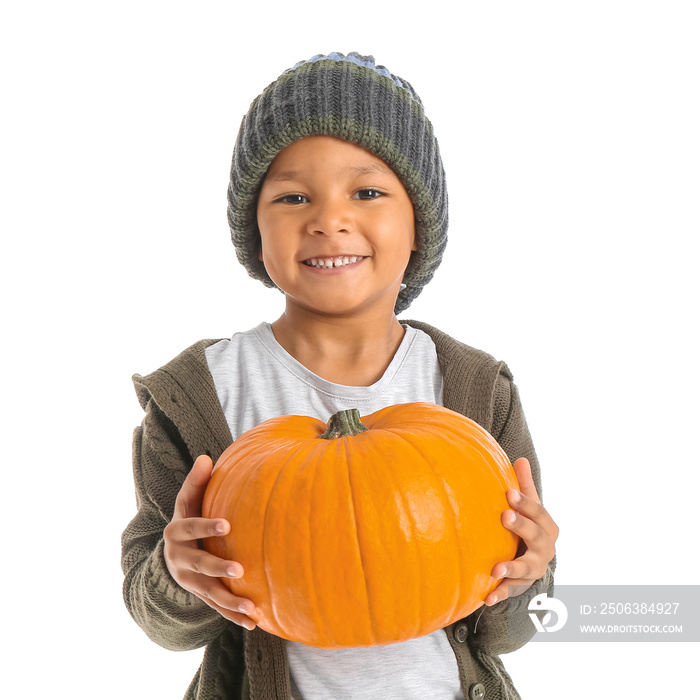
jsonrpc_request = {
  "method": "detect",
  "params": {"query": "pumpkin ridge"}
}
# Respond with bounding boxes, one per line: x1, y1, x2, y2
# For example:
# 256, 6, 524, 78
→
355, 433, 423, 643
421, 415, 511, 487
260, 442, 299, 637
393, 415, 518, 611
389, 428, 464, 626
345, 436, 378, 646
307, 440, 337, 647
391, 437, 425, 641
204, 438, 270, 575
286, 440, 334, 644
449, 421, 512, 487
297, 441, 319, 644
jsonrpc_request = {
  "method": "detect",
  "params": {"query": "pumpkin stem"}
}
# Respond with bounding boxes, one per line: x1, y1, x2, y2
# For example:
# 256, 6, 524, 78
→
319, 409, 369, 439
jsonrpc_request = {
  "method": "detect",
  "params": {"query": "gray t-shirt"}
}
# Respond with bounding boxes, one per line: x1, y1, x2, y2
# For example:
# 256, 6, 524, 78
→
205, 322, 464, 700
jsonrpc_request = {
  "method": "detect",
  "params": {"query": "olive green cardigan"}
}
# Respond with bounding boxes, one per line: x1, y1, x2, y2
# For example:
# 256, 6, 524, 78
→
121, 321, 555, 699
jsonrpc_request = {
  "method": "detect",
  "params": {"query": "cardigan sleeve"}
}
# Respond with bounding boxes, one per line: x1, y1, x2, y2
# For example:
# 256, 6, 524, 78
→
121, 397, 230, 651
463, 369, 556, 655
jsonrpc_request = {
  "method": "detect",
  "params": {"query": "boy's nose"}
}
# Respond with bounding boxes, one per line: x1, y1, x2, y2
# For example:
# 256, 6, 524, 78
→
306, 197, 353, 236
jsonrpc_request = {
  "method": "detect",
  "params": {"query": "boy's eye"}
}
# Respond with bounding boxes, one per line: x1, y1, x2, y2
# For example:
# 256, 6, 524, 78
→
277, 194, 308, 204
353, 189, 383, 201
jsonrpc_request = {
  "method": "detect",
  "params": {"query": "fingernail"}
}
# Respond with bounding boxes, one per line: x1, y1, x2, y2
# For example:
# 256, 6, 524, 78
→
215, 521, 226, 533
239, 603, 252, 614
510, 489, 522, 502
226, 566, 239, 578
505, 510, 516, 523
497, 565, 508, 578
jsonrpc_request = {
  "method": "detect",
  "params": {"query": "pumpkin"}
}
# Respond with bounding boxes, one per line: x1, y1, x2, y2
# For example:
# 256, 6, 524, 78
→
202, 402, 519, 648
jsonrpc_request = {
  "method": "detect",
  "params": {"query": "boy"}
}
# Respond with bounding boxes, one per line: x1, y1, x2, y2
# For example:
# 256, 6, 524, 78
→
122, 52, 558, 700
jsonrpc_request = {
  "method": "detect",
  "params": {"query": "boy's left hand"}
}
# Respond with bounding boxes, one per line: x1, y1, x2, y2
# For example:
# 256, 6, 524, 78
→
484, 457, 559, 606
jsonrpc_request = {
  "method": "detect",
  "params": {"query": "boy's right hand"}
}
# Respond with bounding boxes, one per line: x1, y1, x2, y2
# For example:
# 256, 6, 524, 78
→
163, 454, 257, 630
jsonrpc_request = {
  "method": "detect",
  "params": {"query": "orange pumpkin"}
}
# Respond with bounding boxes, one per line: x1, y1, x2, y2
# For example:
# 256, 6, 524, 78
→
202, 402, 519, 648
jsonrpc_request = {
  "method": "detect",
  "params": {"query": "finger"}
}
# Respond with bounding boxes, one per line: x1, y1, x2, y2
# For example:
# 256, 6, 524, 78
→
501, 507, 541, 542
511, 458, 539, 503
484, 578, 534, 606
495, 557, 549, 584
178, 547, 245, 579
505, 488, 548, 524
491, 551, 539, 585
493, 512, 555, 582
165, 516, 231, 544
216, 608, 258, 630
501, 509, 557, 563
492, 549, 549, 583
186, 575, 257, 620
173, 455, 214, 519
505, 489, 559, 540
209, 600, 258, 630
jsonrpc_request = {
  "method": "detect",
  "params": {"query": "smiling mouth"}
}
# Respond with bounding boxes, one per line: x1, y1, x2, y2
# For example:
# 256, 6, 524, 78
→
303, 256, 366, 269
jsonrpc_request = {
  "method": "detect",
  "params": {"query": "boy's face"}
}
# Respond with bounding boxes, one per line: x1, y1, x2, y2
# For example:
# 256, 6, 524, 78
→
256, 136, 416, 318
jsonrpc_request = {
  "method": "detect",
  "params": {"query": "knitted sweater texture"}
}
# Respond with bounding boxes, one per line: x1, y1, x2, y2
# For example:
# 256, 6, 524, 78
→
121, 321, 555, 699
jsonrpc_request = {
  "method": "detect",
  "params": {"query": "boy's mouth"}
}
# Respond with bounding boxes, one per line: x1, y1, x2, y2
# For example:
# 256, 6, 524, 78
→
302, 256, 366, 269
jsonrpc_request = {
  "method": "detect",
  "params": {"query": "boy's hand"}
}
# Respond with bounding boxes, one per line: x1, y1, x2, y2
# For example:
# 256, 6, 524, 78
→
484, 457, 559, 606
163, 454, 257, 630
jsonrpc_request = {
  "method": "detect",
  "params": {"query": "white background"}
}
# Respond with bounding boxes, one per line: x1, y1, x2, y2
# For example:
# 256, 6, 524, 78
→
2, 1, 698, 698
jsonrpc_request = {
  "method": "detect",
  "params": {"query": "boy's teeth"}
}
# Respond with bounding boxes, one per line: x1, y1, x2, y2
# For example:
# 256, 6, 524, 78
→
307, 256, 361, 268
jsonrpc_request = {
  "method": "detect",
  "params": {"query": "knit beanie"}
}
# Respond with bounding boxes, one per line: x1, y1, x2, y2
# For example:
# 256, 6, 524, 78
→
227, 51, 448, 314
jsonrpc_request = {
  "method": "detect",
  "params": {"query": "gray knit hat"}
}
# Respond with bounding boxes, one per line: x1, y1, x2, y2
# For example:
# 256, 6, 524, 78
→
227, 52, 448, 314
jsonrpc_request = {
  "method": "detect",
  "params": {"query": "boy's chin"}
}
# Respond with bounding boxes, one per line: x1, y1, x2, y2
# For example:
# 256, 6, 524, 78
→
284, 293, 400, 320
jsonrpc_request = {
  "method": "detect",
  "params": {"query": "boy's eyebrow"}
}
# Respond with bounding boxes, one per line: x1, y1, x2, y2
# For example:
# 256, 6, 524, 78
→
346, 162, 394, 177
266, 169, 301, 182
266, 162, 394, 182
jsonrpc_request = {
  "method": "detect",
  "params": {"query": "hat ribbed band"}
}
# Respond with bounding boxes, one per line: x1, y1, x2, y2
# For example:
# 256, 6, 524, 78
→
227, 54, 448, 313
